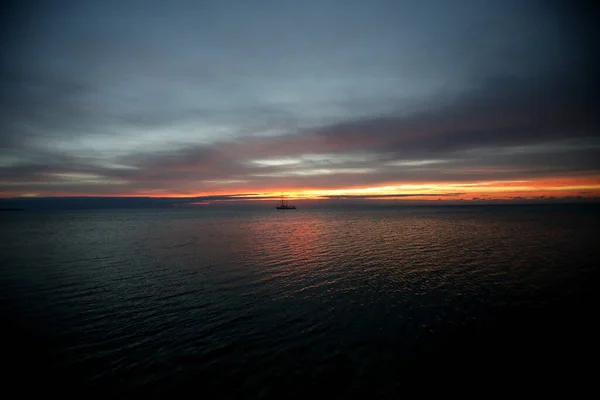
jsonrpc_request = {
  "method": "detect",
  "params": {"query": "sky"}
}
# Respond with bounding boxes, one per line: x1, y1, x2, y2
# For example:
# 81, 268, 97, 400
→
1, 0, 599, 203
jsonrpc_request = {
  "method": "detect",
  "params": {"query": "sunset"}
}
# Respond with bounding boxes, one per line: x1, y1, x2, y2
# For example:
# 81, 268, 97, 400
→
2, 0, 598, 397
1, 0, 598, 204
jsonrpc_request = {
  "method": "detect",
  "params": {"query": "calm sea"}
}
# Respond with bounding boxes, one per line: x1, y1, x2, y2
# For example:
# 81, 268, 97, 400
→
1, 204, 598, 397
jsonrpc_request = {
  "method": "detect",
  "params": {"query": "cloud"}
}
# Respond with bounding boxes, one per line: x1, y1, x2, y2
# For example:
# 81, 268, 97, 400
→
1, 0, 599, 197
2, 69, 599, 196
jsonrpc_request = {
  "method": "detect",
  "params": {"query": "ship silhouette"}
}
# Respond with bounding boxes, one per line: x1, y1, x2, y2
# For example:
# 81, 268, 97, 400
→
276, 195, 296, 209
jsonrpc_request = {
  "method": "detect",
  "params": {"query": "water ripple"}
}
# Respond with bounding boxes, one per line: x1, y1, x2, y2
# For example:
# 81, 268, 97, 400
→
1, 205, 598, 396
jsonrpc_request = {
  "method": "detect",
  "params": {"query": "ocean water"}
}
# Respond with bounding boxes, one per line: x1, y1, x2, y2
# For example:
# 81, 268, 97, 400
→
1, 204, 598, 397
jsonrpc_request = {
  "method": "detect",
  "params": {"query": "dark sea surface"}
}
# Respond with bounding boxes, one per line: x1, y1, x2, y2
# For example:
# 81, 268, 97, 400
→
1, 204, 598, 397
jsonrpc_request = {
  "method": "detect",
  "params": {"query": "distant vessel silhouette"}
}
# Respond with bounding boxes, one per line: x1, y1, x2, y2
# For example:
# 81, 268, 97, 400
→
276, 195, 296, 209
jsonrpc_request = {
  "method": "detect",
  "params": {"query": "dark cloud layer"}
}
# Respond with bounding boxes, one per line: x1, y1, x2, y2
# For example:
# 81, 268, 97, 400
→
1, 0, 599, 197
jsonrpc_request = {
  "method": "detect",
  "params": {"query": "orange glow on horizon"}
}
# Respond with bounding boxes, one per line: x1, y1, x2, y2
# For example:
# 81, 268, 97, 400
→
2, 176, 600, 201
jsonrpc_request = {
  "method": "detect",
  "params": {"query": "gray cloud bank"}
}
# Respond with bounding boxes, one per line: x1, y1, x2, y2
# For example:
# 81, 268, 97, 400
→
1, 0, 598, 196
